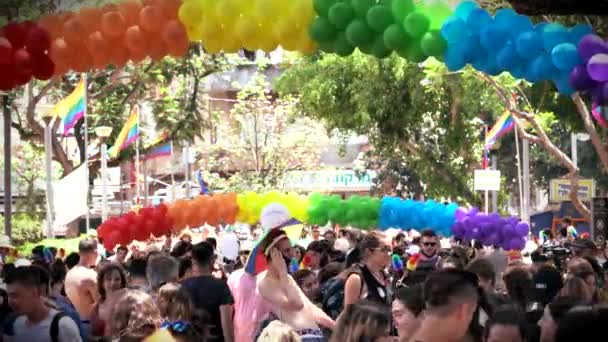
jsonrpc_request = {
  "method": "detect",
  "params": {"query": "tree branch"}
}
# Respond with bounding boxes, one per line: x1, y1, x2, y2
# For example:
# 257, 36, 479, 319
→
572, 93, 608, 174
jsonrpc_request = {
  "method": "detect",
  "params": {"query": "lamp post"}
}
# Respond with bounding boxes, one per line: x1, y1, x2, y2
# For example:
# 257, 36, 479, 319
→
571, 133, 590, 168
95, 126, 113, 221
41, 107, 55, 239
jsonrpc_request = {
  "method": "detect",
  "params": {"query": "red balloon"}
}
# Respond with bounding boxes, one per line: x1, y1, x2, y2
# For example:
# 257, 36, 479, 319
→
32, 54, 55, 80
101, 11, 127, 38
25, 26, 51, 55
124, 25, 146, 53
140, 206, 155, 218
63, 18, 87, 46
0, 37, 13, 64
157, 203, 168, 216
139, 6, 165, 33
2, 22, 29, 48
162, 20, 189, 57
143, 219, 156, 234
104, 230, 121, 251
14, 48, 33, 75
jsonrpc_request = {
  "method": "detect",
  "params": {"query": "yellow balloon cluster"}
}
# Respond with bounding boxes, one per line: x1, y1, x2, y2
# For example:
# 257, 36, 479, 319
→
178, 0, 317, 53
236, 191, 310, 225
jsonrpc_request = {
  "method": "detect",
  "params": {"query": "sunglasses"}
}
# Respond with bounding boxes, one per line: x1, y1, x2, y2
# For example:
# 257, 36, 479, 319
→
423, 242, 437, 247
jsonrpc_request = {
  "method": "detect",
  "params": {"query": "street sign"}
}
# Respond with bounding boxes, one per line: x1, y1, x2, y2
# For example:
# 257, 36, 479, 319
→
474, 170, 501, 191
549, 178, 595, 202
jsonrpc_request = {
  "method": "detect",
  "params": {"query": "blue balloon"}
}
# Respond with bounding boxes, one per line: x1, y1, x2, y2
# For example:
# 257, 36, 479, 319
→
531, 53, 558, 80
516, 31, 543, 59
534, 23, 548, 33
494, 8, 518, 30
462, 35, 483, 63
454, 1, 480, 21
466, 8, 492, 34
553, 72, 575, 95
480, 23, 508, 51
444, 43, 466, 71
496, 45, 522, 71
551, 43, 581, 71
441, 17, 468, 43
511, 65, 526, 79
569, 23, 594, 44
474, 54, 501, 75
542, 23, 570, 52
508, 14, 533, 40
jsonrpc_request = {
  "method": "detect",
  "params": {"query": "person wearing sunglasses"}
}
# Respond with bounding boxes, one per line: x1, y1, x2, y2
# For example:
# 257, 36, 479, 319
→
401, 229, 442, 287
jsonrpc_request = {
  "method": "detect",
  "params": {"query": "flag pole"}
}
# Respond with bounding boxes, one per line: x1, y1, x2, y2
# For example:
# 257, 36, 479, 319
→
83, 73, 90, 234
135, 106, 140, 205
514, 122, 524, 219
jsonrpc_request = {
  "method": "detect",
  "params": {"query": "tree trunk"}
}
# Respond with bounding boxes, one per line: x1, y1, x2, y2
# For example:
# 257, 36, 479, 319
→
507, 0, 608, 15
572, 94, 608, 174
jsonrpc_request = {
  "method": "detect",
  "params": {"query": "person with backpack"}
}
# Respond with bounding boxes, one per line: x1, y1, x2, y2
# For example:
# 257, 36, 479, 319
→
3, 266, 82, 342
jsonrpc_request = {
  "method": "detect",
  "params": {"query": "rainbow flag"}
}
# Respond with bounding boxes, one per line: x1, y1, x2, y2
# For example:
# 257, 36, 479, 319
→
143, 142, 172, 160
108, 105, 139, 158
146, 131, 169, 148
485, 110, 514, 150
54, 78, 86, 136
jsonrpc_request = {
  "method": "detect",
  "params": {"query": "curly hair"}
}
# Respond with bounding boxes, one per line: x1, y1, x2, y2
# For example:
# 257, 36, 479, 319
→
97, 263, 127, 301
156, 282, 194, 322
107, 290, 161, 341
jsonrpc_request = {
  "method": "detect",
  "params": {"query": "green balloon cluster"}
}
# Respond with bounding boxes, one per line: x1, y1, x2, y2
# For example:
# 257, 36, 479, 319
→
309, 0, 451, 60
307, 193, 381, 230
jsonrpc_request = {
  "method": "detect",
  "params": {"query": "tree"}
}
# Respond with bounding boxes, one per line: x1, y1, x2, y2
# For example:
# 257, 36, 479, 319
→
197, 71, 328, 193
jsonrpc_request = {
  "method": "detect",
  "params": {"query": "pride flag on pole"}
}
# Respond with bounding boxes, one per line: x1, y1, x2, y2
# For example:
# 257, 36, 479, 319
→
108, 105, 139, 158
485, 110, 514, 150
143, 142, 172, 160
54, 78, 86, 136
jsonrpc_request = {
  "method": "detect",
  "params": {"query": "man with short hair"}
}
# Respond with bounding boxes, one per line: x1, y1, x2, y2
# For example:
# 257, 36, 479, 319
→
146, 254, 179, 293
127, 257, 149, 291
323, 230, 336, 247
111, 246, 128, 266
4, 266, 82, 342
64, 239, 98, 323
402, 229, 441, 286
182, 242, 234, 342
410, 269, 480, 342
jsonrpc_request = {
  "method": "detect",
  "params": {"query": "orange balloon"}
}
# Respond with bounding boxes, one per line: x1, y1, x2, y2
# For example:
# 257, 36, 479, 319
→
49, 38, 71, 64
129, 48, 147, 63
71, 48, 93, 72
101, 3, 119, 13
108, 45, 129, 67
101, 11, 127, 38
87, 31, 109, 56
77, 7, 102, 34
63, 18, 87, 45
162, 20, 189, 57
118, 0, 143, 26
124, 26, 147, 53
38, 14, 64, 39
147, 39, 168, 61
156, 0, 180, 19
58, 12, 75, 23
139, 6, 165, 33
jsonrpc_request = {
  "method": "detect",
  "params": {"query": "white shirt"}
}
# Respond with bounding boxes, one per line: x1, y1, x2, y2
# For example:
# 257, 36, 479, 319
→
3, 309, 82, 342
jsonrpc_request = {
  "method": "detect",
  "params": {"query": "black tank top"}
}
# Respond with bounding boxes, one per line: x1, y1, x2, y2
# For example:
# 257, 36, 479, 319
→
360, 265, 389, 305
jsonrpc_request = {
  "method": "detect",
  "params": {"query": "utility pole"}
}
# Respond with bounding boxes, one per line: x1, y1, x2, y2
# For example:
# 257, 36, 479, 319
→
3, 95, 12, 238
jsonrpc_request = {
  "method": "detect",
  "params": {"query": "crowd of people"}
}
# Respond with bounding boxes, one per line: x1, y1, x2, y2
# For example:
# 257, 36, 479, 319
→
0, 217, 607, 342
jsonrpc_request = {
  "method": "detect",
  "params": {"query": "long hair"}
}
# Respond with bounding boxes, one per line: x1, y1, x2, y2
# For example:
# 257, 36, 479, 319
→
97, 263, 127, 301
156, 282, 194, 322
330, 300, 390, 342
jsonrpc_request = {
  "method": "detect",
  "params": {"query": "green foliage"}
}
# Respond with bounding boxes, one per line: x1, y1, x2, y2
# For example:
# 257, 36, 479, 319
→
11, 213, 44, 245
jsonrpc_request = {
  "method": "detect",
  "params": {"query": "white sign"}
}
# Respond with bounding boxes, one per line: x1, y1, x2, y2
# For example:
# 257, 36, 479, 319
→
474, 170, 501, 191
53, 164, 89, 227
283, 170, 377, 192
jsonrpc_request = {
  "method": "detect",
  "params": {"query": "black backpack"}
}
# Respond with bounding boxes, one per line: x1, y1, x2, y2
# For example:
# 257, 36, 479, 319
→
321, 267, 363, 319
3, 311, 67, 342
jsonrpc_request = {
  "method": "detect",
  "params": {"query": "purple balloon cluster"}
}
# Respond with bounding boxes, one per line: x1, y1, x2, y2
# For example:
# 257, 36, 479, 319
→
570, 34, 608, 105
451, 208, 529, 250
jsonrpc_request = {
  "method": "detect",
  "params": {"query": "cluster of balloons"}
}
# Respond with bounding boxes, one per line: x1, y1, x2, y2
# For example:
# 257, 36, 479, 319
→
178, 0, 316, 53
379, 198, 457, 236
97, 204, 173, 251
569, 34, 608, 105
0, 22, 55, 90
168, 193, 239, 231
442, 1, 593, 95
41, 0, 187, 75
237, 191, 309, 225
309, 0, 450, 60
307, 194, 380, 229
451, 207, 529, 250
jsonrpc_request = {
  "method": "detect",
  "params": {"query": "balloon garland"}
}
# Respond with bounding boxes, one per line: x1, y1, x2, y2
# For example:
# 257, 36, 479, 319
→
451, 207, 529, 250
379, 197, 458, 236
307, 193, 381, 229
309, 0, 451, 60
570, 34, 608, 105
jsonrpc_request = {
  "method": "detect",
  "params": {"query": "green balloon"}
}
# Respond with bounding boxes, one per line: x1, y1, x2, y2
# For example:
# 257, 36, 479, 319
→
328, 3, 355, 30
314, 0, 338, 17
398, 40, 426, 62
403, 11, 430, 38
350, 0, 375, 18
358, 42, 373, 54
318, 40, 335, 53
418, 2, 453, 30
345, 19, 374, 46
366, 5, 394, 33
309, 16, 337, 43
420, 30, 447, 57
383, 23, 410, 50
371, 35, 392, 58
391, 0, 414, 21
334, 32, 356, 56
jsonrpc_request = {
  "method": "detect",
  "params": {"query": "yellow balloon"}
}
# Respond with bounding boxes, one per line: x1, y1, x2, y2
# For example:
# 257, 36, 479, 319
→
223, 37, 242, 53
234, 17, 258, 45
185, 23, 203, 41
258, 37, 278, 52
199, 18, 222, 40
178, 2, 203, 27
255, 0, 280, 21
203, 38, 222, 53
274, 19, 299, 46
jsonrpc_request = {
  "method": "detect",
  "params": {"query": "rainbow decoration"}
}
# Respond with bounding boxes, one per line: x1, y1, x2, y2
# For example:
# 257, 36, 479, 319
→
108, 105, 139, 158
143, 142, 172, 160
54, 78, 85, 136
485, 110, 515, 149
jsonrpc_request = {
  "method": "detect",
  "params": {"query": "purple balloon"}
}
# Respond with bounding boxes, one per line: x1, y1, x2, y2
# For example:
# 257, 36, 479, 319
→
503, 224, 516, 238
592, 82, 608, 105
468, 207, 480, 217
578, 34, 608, 62
486, 233, 500, 247
569, 64, 596, 91
452, 222, 465, 238
455, 207, 468, 221
515, 222, 530, 237
509, 237, 526, 250
507, 216, 519, 225
588, 53, 608, 82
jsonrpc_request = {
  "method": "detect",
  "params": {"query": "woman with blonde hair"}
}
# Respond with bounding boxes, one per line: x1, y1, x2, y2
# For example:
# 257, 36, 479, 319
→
156, 282, 208, 342
107, 290, 162, 341
330, 300, 392, 342
257, 320, 301, 342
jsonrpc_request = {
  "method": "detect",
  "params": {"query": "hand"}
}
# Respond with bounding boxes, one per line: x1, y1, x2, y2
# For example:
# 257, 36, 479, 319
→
270, 248, 288, 277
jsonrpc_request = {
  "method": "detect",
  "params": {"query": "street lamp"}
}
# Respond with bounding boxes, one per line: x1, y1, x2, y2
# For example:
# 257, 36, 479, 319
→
571, 132, 591, 168
95, 126, 113, 221
40, 105, 55, 239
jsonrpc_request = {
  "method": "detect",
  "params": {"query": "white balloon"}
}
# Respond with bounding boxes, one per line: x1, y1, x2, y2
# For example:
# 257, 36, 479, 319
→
219, 233, 240, 261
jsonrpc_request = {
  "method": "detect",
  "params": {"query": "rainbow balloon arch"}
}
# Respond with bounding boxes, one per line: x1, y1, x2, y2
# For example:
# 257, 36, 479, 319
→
96, 191, 530, 251
0, 0, 607, 111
